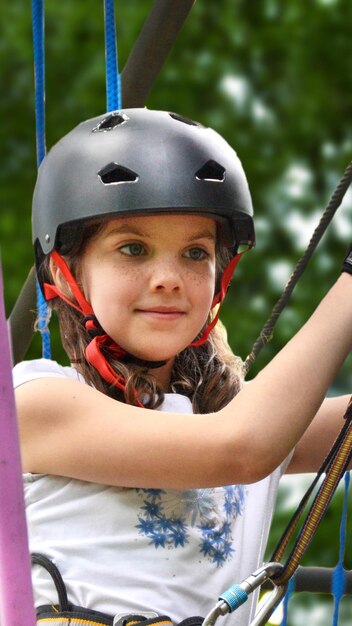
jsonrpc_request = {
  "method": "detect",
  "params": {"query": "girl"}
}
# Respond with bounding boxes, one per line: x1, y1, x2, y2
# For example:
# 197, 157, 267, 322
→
14, 108, 352, 626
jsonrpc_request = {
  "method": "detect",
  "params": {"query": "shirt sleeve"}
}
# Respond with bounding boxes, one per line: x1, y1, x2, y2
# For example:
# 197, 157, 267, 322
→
12, 358, 85, 388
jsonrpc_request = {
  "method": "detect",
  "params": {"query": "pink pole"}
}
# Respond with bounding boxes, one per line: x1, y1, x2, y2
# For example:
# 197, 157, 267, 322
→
0, 261, 36, 626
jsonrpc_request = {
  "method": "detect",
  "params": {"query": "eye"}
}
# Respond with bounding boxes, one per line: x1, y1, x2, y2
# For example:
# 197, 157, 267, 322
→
119, 243, 146, 256
184, 247, 209, 261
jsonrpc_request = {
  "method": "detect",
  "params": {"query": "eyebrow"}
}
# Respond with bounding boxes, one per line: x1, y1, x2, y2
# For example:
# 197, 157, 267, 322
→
105, 224, 146, 238
104, 224, 216, 241
186, 229, 216, 242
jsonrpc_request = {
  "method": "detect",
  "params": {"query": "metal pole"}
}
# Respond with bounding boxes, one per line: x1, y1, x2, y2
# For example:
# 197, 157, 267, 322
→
8, 265, 37, 365
0, 260, 36, 626
262, 566, 352, 595
121, 0, 195, 107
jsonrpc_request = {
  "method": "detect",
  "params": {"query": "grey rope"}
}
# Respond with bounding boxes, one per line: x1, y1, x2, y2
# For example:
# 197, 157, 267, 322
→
244, 161, 352, 376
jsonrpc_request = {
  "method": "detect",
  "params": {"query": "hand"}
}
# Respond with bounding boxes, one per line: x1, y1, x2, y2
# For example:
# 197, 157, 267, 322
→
342, 244, 352, 275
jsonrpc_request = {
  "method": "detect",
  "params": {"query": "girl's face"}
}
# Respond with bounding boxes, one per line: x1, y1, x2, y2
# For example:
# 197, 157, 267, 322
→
77, 214, 217, 379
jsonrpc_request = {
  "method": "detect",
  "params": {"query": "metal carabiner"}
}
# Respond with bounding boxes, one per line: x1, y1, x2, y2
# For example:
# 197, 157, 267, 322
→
237, 562, 284, 596
202, 562, 285, 626
248, 581, 288, 626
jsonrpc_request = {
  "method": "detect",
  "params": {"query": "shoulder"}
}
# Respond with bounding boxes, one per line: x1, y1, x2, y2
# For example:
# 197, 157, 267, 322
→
13, 358, 85, 388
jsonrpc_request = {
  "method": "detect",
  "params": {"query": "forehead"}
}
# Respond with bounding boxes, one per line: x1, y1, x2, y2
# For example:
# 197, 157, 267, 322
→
100, 214, 217, 238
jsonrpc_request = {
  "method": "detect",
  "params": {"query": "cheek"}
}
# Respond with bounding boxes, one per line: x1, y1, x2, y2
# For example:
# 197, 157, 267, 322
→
88, 268, 143, 321
189, 267, 216, 313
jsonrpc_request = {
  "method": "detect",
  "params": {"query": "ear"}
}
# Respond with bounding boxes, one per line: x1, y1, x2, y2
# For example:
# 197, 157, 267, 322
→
49, 255, 76, 299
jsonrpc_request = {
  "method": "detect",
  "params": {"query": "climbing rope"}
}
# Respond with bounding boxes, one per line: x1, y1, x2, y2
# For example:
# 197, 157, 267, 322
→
201, 400, 352, 626
104, 0, 122, 111
270, 399, 352, 586
244, 161, 352, 376
332, 472, 350, 626
31, 0, 46, 166
31, 0, 51, 359
242, 164, 352, 623
244, 159, 352, 623
280, 460, 351, 626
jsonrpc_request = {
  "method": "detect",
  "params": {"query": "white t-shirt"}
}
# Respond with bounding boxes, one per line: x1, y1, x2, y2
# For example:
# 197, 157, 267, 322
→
13, 359, 289, 626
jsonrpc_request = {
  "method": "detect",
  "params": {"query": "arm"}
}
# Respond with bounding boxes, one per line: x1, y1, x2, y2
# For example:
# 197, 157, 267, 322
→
16, 273, 352, 488
287, 395, 350, 473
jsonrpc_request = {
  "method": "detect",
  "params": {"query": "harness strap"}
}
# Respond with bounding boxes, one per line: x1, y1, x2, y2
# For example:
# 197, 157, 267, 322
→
36, 604, 115, 626
36, 606, 203, 626
190, 247, 250, 348
32, 553, 69, 612
36, 607, 177, 626
32, 553, 204, 626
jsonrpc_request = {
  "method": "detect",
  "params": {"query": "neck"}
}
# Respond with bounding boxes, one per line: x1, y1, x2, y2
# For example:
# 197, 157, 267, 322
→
148, 358, 175, 391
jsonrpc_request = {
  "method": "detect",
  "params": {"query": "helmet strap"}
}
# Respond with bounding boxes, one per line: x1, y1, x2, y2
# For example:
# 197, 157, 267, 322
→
190, 248, 247, 348
43, 244, 249, 401
44, 250, 93, 317
44, 252, 148, 406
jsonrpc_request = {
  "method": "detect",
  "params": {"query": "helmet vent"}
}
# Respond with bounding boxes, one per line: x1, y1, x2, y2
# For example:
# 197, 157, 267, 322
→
93, 112, 128, 132
195, 160, 226, 182
98, 163, 138, 185
169, 112, 202, 127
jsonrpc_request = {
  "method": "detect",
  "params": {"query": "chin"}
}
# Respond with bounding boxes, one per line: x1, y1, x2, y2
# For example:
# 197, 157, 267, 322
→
133, 349, 177, 366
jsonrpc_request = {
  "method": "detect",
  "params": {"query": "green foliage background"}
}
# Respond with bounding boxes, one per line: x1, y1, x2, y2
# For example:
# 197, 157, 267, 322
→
1, 1, 352, 623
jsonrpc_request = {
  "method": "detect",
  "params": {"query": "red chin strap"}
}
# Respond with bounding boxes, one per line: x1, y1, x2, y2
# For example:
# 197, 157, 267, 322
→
44, 251, 144, 407
44, 244, 250, 401
190, 247, 248, 347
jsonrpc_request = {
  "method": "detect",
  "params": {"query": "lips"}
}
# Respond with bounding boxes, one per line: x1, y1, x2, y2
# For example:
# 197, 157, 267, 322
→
136, 306, 186, 320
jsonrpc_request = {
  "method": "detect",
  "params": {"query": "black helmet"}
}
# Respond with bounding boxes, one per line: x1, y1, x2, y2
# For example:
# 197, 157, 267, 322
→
32, 108, 254, 262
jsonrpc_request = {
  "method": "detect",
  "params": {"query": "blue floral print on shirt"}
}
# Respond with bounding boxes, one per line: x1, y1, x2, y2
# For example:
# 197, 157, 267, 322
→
135, 485, 246, 566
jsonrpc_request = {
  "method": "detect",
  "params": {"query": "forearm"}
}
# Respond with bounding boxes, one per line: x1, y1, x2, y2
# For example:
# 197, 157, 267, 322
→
287, 395, 351, 473
222, 273, 352, 480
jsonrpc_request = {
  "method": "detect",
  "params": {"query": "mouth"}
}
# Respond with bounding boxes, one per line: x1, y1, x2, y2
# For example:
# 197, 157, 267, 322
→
136, 307, 186, 321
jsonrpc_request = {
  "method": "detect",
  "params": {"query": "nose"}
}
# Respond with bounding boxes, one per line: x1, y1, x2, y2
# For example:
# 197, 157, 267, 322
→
149, 257, 183, 293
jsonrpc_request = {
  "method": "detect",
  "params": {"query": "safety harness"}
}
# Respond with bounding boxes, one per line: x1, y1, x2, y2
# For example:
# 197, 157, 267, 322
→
32, 554, 203, 626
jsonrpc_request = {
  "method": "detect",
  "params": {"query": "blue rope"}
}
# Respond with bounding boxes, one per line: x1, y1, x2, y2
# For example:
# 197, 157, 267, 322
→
281, 474, 350, 626
36, 280, 51, 358
281, 575, 295, 626
31, 0, 46, 167
31, 0, 51, 359
104, 0, 122, 112
332, 471, 350, 626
